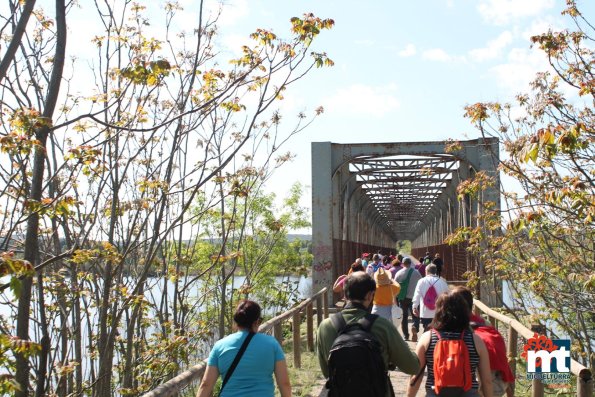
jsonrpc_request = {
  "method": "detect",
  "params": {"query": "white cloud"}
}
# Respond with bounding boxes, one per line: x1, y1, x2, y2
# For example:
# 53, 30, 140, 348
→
490, 47, 549, 93
477, 0, 555, 25
468, 31, 513, 62
422, 48, 452, 62
323, 84, 400, 117
399, 44, 416, 58
521, 17, 562, 41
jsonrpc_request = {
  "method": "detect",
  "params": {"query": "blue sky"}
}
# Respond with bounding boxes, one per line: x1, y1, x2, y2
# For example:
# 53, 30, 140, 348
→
61, 0, 592, 228
201, 0, 593, 220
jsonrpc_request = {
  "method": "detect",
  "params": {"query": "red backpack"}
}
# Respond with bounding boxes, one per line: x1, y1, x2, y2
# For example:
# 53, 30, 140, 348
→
432, 329, 472, 396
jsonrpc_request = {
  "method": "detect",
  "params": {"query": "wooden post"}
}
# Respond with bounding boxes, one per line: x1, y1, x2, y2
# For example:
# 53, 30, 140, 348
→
307, 303, 314, 352
293, 311, 301, 368
577, 368, 592, 397
472, 304, 481, 317
531, 324, 546, 397
274, 322, 283, 345
323, 291, 329, 319
316, 294, 323, 326
488, 315, 496, 328
507, 325, 517, 396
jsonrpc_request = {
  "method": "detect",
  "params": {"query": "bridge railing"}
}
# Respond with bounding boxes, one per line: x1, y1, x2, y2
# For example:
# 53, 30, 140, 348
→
472, 299, 592, 397
141, 287, 329, 397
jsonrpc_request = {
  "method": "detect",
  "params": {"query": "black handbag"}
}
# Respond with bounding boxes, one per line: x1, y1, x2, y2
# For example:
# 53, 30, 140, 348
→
219, 332, 255, 395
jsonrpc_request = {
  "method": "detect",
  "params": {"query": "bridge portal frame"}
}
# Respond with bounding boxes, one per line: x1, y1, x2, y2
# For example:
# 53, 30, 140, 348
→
312, 138, 500, 304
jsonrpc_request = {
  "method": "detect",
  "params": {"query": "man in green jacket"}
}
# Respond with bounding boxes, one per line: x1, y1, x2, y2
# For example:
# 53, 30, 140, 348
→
316, 271, 420, 396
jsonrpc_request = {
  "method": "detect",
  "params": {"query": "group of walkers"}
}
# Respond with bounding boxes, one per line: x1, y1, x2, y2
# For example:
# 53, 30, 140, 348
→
339, 251, 450, 343
323, 257, 514, 397
196, 251, 514, 397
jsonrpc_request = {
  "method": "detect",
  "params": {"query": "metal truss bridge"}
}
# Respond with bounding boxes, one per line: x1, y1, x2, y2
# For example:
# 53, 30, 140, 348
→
311, 138, 500, 304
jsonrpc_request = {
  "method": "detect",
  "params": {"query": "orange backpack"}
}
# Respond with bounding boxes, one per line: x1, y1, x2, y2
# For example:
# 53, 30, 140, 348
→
432, 329, 473, 396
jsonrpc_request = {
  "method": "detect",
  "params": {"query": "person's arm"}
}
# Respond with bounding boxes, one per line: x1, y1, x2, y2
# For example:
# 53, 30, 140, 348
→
383, 319, 420, 375
474, 334, 494, 397
332, 274, 347, 293
505, 383, 514, 397
407, 331, 429, 397
411, 281, 422, 316
196, 365, 219, 397
316, 321, 332, 378
274, 359, 292, 397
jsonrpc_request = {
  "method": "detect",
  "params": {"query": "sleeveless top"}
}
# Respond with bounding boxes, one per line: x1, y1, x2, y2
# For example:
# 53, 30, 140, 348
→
425, 328, 480, 391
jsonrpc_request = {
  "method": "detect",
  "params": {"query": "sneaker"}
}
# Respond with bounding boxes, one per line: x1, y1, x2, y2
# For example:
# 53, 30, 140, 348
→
411, 327, 418, 342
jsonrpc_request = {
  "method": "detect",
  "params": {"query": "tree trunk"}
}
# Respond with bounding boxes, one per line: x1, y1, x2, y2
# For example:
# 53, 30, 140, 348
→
35, 273, 50, 397
14, 1, 66, 394
0, 0, 37, 83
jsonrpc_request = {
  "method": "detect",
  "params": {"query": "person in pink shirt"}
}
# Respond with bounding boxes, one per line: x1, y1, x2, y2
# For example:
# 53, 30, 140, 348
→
386, 257, 402, 279
333, 261, 365, 294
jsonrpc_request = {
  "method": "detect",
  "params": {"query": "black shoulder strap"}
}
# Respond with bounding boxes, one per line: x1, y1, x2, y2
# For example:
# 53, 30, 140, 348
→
358, 313, 378, 331
331, 312, 378, 334
220, 332, 255, 392
330, 312, 347, 333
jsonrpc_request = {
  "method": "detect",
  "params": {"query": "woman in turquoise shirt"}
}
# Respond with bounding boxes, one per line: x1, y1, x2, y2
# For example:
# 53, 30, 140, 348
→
197, 300, 292, 397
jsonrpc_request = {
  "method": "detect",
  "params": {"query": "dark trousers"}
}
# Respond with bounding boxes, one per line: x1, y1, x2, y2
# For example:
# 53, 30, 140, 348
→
398, 298, 419, 338
420, 317, 433, 332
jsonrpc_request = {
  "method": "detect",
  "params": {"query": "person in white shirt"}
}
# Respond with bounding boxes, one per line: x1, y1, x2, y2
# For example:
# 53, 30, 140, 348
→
412, 264, 449, 332
393, 257, 422, 341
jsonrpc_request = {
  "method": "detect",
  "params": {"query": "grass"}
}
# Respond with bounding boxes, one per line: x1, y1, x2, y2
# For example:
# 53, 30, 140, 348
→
275, 320, 326, 397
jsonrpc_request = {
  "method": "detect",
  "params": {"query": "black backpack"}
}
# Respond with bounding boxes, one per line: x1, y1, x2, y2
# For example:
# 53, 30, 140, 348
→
326, 312, 390, 397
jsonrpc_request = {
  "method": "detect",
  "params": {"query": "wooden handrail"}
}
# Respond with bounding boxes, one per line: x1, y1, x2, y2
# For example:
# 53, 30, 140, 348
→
472, 299, 534, 339
141, 287, 329, 397
472, 298, 592, 397
259, 287, 328, 333
141, 362, 207, 397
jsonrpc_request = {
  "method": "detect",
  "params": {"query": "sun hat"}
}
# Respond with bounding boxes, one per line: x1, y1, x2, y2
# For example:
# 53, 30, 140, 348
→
374, 267, 400, 287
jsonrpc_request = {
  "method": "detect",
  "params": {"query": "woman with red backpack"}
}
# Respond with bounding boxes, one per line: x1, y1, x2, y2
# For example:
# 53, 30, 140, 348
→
406, 291, 493, 397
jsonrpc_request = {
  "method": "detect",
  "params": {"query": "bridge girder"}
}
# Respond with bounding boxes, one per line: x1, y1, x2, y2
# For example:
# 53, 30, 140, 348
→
311, 138, 501, 305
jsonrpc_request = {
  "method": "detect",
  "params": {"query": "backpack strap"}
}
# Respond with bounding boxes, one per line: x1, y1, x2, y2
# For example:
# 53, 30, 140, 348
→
431, 329, 466, 340
357, 313, 378, 332
404, 268, 414, 284
330, 312, 347, 334
330, 312, 378, 334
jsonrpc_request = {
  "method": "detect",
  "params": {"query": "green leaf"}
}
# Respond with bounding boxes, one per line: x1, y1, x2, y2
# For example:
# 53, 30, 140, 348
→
10, 277, 22, 298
